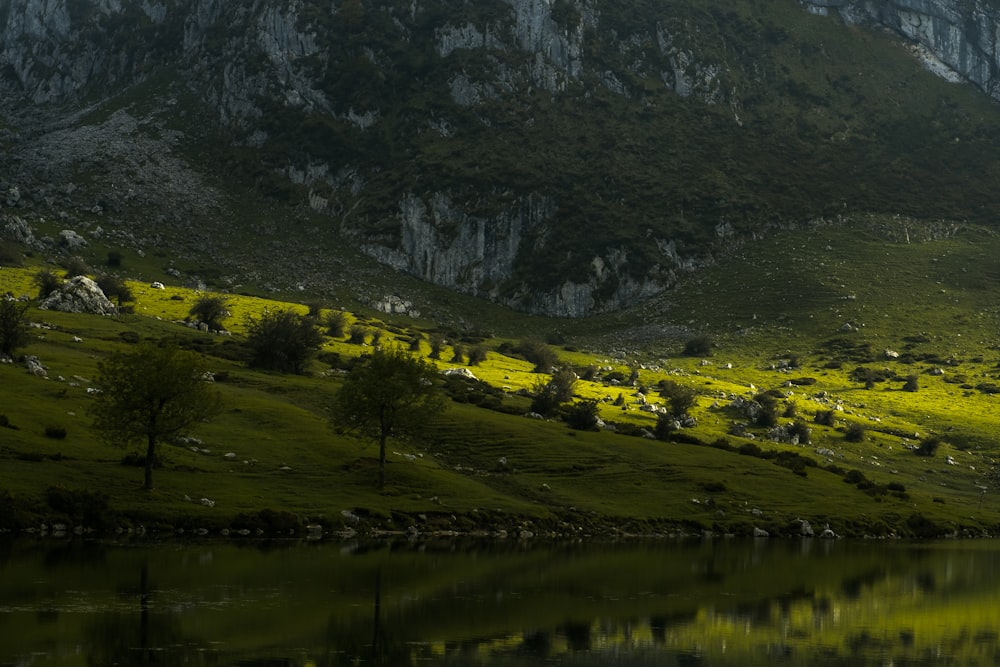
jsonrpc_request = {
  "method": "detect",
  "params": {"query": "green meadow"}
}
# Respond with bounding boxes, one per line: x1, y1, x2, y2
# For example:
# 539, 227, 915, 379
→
2, 216, 1000, 538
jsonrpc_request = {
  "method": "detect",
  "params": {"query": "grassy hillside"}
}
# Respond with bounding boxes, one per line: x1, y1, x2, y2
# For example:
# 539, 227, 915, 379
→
2, 215, 1000, 539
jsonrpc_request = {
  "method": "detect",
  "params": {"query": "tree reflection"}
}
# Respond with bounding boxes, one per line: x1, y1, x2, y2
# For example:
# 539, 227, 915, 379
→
86, 562, 188, 666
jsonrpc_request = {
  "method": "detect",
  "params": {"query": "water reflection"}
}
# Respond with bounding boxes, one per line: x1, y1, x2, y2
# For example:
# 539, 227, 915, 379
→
1, 537, 999, 665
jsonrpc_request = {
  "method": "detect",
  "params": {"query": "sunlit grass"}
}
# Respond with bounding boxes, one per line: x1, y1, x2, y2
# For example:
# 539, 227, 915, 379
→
2, 218, 1000, 538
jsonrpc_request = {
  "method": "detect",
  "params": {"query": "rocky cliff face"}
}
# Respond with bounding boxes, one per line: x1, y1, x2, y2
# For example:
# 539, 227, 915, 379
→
803, 0, 1000, 98
3, 0, 1000, 316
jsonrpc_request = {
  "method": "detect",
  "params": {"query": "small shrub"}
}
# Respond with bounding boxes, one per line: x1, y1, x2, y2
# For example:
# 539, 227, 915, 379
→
682, 335, 713, 357
370, 329, 383, 347
0, 414, 8, 428
915, 436, 942, 457
738, 442, 762, 457
106, 250, 123, 267
188, 295, 230, 330
844, 422, 867, 442
451, 344, 465, 364
408, 333, 423, 352
843, 469, 867, 485
348, 324, 369, 345
887, 482, 907, 493
60, 256, 90, 278
814, 410, 836, 426
653, 413, 677, 441
325, 311, 348, 338
467, 345, 488, 366
658, 380, 696, 416
118, 330, 141, 344
522, 340, 559, 372
563, 400, 601, 431
787, 419, 811, 445
33, 269, 62, 299
428, 333, 445, 359
902, 375, 919, 392
44, 425, 67, 440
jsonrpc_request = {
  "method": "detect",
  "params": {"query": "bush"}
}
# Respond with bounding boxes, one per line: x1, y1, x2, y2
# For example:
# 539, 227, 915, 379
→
325, 311, 348, 338
188, 295, 230, 330
658, 380, 696, 416
118, 330, 141, 344
451, 344, 465, 364
682, 335, 713, 357
60, 256, 90, 278
44, 425, 67, 440
516, 339, 560, 373
348, 325, 369, 345
96, 274, 133, 307
467, 345, 488, 366
33, 268, 62, 299
915, 436, 942, 457
844, 422, 867, 442
428, 333, 445, 359
563, 400, 601, 431
106, 250, 123, 267
0, 298, 31, 356
814, 410, 836, 426
738, 442, 762, 457
902, 374, 919, 392
787, 419, 811, 445
843, 469, 867, 485
653, 412, 677, 441
246, 309, 324, 373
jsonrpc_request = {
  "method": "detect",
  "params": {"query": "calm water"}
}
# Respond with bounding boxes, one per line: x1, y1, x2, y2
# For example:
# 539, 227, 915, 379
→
1, 537, 1000, 666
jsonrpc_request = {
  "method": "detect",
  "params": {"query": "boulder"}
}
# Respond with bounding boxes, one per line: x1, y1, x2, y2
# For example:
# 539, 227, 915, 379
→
58, 229, 87, 250
442, 367, 477, 380
25, 355, 46, 377
39, 276, 115, 315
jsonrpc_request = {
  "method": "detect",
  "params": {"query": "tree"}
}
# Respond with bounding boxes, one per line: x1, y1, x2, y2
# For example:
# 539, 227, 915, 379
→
246, 309, 324, 373
530, 369, 577, 417
332, 346, 445, 489
96, 274, 134, 314
325, 310, 348, 338
33, 268, 62, 300
658, 380, 696, 416
90, 341, 221, 490
0, 297, 30, 357
188, 295, 230, 331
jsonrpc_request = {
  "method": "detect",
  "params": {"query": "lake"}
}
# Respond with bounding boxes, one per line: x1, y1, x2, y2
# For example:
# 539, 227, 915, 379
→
1, 536, 998, 666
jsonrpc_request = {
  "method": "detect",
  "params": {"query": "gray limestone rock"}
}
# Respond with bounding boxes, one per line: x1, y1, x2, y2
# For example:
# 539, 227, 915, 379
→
39, 275, 115, 315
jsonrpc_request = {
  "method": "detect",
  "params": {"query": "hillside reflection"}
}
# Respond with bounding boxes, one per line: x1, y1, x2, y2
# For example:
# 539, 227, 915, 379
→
1, 537, 999, 666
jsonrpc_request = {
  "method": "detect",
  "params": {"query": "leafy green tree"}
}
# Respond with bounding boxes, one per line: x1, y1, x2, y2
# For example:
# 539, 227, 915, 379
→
0, 297, 30, 357
332, 346, 445, 489
96, 274, 134, 313
188, 295, 230, 330
517, 339, 559, 373
529, 369, 577, 417
658, 380, 696, 416
90, 342, 221, 490
246, 309, 324, 373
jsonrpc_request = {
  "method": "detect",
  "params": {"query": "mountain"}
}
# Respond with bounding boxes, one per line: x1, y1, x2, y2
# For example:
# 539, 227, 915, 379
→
3, 0, 1000, 316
